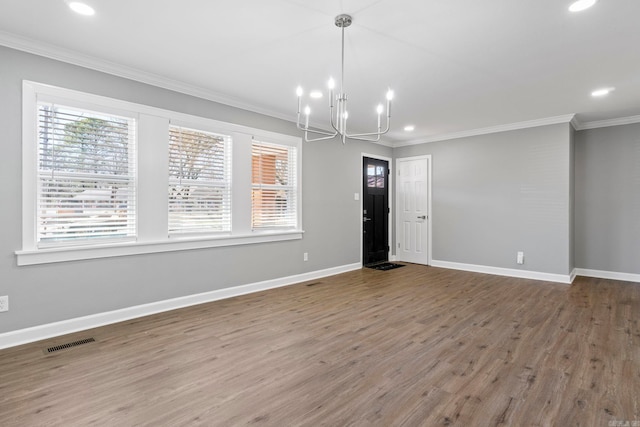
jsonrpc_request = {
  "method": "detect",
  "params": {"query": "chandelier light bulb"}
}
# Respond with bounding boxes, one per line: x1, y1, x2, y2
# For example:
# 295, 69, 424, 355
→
296, 86, 303, 97
304, 106, 311, 115
376, 104, 384, 115
386, 90, 394, 101
328, 78, 336, 90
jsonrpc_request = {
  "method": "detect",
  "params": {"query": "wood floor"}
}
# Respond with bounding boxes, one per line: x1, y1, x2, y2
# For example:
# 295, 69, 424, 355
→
1, 264, 639, 426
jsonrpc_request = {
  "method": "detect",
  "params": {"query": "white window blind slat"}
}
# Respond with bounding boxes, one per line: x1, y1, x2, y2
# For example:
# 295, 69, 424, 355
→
251, 140, 297, 230
168, 125, 231, 234
36, 103, 136, 246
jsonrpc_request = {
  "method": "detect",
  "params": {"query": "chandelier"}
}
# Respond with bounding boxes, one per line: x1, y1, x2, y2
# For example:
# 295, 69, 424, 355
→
296, 14, 394, 144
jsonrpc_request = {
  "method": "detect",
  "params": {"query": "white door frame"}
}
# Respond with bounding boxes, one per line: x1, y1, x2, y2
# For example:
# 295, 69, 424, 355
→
395, 155, 432, 265
360, 153, 393, 266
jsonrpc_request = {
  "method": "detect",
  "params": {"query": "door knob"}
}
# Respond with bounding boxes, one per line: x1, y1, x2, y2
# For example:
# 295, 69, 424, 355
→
363, 217, 372, 222
417, 215, 426, 220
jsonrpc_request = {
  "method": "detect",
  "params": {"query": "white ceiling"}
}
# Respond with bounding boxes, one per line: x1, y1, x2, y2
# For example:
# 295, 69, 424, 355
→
1, 0, 639, 144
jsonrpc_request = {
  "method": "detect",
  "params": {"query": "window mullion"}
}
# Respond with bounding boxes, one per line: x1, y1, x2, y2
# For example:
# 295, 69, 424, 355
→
230, 133, 253, 236
138, 114, 169, 242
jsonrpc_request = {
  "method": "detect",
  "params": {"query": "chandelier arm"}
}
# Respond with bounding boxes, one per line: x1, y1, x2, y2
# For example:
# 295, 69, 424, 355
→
329, 100, 345, 135
296, 104, 337, 137
344, 134, 382, 142
297, 121, 338, 137
346, 124, 390, 138
346, 111, 391, 138
346, 132, 384, 139
304, 132, 339, 142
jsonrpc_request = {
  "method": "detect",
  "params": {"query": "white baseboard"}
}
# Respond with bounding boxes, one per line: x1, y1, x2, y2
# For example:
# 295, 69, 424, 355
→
4, 262, 634, 350
569, 268, 577, 284
575, 268, 640, 283
0, 262, 362, 350
430, 260, 573, 284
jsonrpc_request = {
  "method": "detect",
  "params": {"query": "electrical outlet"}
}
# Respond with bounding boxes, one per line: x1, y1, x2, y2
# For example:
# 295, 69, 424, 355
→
303, 252, 309, 262
0, 296, 8, 312
516, 251, 524, 265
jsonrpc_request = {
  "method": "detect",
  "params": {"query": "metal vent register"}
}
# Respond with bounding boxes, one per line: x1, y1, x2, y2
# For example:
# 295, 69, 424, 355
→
44, 337, 96, 354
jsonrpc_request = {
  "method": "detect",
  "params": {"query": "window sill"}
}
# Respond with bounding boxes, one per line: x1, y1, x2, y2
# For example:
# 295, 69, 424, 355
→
15, 230, 304, 266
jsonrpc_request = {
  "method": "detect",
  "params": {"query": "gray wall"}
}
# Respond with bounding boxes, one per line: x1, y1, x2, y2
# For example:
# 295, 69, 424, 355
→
394, 124, 573, 275
2, 44, 637, 336
0, 46, 392, 333
574, 123, 640, 274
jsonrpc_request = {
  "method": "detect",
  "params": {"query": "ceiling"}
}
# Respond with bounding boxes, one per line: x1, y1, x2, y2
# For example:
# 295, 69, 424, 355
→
1, 0, 639, 145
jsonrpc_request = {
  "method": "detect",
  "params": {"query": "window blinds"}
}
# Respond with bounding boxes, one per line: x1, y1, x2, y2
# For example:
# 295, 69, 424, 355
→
36, 103, 136, 245
251, 140, 297, 229
168, 125, 231, 234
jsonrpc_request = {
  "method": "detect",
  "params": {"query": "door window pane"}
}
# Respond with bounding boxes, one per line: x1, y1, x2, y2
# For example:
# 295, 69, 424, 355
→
367, 163, 385, 188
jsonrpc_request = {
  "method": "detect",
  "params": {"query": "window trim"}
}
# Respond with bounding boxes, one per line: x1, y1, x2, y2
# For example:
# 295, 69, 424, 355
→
35, 102, 138, 247
251, 139, 299, 231
168, 124, 232, 235
17, 81, 303, 266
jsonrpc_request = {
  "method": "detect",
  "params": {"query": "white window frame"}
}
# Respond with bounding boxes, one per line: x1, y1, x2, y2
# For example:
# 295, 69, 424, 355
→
17, 81, 303, 266
251, 138, 300, 231
34, 96, 138, 248
167, 124, 232, 236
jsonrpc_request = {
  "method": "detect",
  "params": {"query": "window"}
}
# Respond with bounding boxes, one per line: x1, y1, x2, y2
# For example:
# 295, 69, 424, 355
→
19, 81, 302, 265
168, 125, 231, 234
367, 164, 386, 188
252, 140, 298, 230
36, 102, 136, 246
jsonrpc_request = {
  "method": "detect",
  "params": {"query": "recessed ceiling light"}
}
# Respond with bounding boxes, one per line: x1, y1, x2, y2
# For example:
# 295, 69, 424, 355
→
309, 91, 323, 99
68, 1, 95, 16
569, 0, 597, 12
591, 87, 614, 97
404, 125, 415, 132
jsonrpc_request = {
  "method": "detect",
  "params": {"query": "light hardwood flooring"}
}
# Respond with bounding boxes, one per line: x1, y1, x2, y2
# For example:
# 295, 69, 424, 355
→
0, 264, 639, 426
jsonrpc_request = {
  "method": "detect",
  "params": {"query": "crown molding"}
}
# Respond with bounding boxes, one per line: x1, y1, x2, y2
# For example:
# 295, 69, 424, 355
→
0, 31, 297, 125
394, 114, 576, 147
574, 115, 640, 131
5, 31, 639, 145
570, 115, 582, 130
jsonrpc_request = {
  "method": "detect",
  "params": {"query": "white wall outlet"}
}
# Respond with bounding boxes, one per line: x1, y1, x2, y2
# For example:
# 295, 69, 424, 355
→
354, 193, 360, 201
516, 251, 524, 265
0, 296, 8, 312
303, 252, 309, 262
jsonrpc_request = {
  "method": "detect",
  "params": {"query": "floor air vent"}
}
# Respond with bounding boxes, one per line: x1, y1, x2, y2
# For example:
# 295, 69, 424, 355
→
44, 337, 95, 354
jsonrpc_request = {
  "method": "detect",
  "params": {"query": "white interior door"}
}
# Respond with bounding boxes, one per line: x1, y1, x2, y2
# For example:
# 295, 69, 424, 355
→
397, 156, 430, 264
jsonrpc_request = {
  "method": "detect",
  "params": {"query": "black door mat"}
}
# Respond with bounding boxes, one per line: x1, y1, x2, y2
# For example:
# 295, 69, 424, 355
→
366, 262, 405, 271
